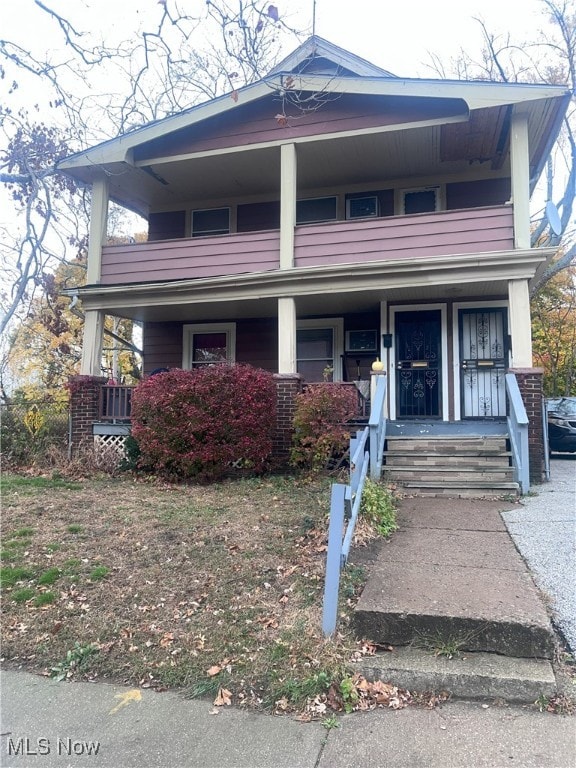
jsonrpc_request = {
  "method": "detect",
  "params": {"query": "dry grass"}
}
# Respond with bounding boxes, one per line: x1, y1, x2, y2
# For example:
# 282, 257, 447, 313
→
1, 472, 379, 712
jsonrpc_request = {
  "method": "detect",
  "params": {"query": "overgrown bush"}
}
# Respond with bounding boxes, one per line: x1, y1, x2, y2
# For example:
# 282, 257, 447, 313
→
360, 478, 398, 538
130, 365, 277, 482
1, 402, 69, 469
290, 383, 359, 473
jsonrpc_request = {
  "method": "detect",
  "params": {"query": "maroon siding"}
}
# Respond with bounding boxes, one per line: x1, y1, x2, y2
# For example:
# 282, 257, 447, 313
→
101, 230, 281, 285
134, 94, 467, 160
143, 323, 184, 375
237, 201, 280, 232
148, 211, 186, 241
446, 179, 511, 210
294, 205, 514, 268
143, 318, 278, 376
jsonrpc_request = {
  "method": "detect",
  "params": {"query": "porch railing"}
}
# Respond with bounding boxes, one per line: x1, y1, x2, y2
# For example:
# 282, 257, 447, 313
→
322, 374, 388, 636
368, 373, 387, 480
505, 373, 530, 494
322, 427, 370, 637
99, 385, 135, 422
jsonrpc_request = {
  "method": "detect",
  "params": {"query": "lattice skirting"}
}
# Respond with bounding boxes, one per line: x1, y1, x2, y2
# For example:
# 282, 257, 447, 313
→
94, 434, 127, 463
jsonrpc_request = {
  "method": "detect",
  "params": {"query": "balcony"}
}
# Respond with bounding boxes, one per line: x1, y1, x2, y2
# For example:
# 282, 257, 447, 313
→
100, 205, 514, 286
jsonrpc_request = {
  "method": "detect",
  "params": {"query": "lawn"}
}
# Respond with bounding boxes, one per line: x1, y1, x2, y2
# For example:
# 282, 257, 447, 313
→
1, 472, 392, 716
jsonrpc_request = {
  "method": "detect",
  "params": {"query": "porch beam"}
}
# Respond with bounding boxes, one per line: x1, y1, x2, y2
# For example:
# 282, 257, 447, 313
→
510, 112, 530, 250
508, 279, 533, 367
86, 177, 109, 284
81, 310, 105, 376
278, 297, 297, 373
280, 143, 297, 270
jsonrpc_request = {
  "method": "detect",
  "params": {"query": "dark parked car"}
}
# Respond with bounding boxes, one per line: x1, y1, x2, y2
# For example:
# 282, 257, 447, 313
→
547, 397, 576, 454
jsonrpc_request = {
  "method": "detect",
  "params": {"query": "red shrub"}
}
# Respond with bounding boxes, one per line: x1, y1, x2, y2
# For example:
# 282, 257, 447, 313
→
131, 365, 277, 482
290, 383, 359, 473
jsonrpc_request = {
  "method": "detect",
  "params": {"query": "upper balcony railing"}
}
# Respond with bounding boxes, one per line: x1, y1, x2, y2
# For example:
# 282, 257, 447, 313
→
100, 205, 514, 286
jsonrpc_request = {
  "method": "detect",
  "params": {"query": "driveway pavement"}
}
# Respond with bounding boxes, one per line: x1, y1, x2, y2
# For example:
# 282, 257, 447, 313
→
501, 456, 576, 655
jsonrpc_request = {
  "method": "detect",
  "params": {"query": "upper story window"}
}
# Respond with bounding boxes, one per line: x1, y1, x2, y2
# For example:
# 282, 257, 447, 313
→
192, 207, 230, 237
401, 187, 440, 215
296, 196, 337, 225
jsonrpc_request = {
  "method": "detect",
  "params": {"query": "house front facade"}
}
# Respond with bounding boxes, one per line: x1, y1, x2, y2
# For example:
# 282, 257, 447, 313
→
59, 37, 570, 471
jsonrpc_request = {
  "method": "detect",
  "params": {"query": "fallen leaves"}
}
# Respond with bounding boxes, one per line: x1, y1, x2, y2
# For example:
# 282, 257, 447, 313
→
303, 675, 412, 719
213, 687, 232, 706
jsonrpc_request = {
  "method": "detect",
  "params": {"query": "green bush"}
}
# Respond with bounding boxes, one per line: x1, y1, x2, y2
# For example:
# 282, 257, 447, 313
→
360, 479, 398, 538
290, 384, 359, 473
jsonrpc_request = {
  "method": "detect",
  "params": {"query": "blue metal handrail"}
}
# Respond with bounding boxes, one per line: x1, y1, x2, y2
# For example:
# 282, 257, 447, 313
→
368, 373, 387, 480
322, 374, 388, 636
505, 373, 530, 494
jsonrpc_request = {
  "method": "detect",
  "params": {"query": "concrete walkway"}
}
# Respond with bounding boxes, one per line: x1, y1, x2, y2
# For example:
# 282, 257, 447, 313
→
1, 669, 575, 768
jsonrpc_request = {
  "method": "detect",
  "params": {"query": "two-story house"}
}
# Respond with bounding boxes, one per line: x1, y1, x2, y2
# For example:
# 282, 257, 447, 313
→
59, 36, 570, 486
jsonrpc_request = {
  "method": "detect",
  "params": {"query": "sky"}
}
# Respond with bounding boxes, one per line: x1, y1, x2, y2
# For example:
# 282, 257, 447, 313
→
1, 0, 552, 81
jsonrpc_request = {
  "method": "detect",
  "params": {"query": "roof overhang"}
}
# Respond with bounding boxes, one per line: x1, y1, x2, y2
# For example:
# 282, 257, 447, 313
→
68, 247, 551, 323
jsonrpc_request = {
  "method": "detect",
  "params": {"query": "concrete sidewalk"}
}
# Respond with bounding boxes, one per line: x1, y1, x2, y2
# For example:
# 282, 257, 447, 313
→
1, 669, 575, 768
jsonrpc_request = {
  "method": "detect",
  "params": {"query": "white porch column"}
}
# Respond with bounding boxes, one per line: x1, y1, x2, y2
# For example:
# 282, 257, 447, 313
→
508, 279, 533, 367
278, 297, 297, 373
86, 177, 110, 284
81, 310, 105, 375
510, 112, 531, 250
280, 143, 297, 270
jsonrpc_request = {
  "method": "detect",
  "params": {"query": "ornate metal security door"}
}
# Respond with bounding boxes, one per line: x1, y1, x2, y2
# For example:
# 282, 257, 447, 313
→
395, 310, 441, 419
459, 309, 508, 418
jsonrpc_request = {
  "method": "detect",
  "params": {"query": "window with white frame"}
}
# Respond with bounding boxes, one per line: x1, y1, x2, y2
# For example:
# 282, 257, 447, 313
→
182, 323, 236, 369
296, 319, 343, 382
191, 207, 230, 237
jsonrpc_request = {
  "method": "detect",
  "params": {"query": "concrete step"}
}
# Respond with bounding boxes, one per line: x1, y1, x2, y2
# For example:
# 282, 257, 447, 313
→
352, 647, 557, 704
384, 453, 512, 467
384, 468, 515, 483
393, 481, 520, 499
353, 528, 556, 659
385, 437, 508, 453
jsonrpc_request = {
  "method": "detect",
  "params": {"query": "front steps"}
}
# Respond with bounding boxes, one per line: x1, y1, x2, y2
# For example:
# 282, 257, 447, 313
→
383, 435, 519, 498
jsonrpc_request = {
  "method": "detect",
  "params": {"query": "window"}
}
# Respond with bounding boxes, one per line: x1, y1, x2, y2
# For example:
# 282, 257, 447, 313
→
182, 323, 236, 369
191, 207, 230, 237
296, 319, 343, 382
401, 187, 440, 215
296, 196, 337, 225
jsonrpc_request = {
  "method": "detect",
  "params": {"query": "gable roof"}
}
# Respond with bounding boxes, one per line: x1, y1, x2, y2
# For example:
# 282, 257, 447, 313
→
57, 36, 571, 216
268, 35, 396, 78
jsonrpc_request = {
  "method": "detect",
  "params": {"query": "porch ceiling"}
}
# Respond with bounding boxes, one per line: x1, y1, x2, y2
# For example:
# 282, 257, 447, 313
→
140, 123, 510, 210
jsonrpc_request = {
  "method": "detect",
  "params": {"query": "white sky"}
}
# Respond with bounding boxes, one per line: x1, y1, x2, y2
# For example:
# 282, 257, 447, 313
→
1, 0, 551, 80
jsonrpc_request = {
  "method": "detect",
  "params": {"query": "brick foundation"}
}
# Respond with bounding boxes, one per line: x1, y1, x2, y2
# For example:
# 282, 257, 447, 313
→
509, 368, 545, 485
68, 375, 106, 454
273, 374, 302, 466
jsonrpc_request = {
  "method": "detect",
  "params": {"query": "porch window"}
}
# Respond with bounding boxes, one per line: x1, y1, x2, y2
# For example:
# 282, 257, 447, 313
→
296, 319, 343, 382
296, 196, 337, 225
191, 207, 230, 237
401, 187, 440, 214
182, 323, 236, 369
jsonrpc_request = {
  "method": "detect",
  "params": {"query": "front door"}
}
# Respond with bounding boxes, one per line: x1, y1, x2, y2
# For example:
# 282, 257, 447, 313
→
395, 310, 442, 419
459, 309, 508, 418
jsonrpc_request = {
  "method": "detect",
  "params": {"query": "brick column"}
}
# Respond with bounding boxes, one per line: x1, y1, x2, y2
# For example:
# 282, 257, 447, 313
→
68, 375, 107, 454
273, 373, 302, 467
509, 367, 545, 485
